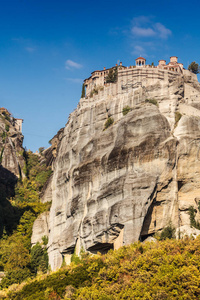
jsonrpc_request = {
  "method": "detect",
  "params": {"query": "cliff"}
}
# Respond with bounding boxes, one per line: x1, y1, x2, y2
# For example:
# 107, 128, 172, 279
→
32, 68, 200, 270
0, 110, 25, 235
0, 111, 25, 194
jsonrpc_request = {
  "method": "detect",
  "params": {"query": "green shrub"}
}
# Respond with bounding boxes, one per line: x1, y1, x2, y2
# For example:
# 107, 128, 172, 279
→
5, 124, 9, 132
42, 235, 48, 246
31, 242, 48, 274
89, 86, 104, 97
90, 88, 98, 97
145, 98, 158, 106
174, 111, 182, 128
198, 201, 200, 213
1, 131, 7, 143
105, 67, 118, 83
2, 112, 10, 121
1, 268, 32, 288
159, 223, 176, 240
71, 251, 81, 265
81, 83, 86, 98
6, 238, 200, 299
0, 147, 4, 164
122, 105, 131, 116
188, 206, 200, 229
104, 117, 114, 130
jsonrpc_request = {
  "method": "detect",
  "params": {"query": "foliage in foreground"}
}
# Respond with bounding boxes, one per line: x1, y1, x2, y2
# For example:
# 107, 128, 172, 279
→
2, 237, 200, 299
0, 150, 52, 287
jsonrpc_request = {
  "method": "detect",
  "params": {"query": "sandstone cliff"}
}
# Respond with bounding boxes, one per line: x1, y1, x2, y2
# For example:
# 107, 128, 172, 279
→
0, 110, 25, 236
0, 112, 25, 196
32, 69, 200, 270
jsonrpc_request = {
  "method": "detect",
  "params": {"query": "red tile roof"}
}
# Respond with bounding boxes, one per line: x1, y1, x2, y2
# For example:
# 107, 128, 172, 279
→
135, 57, 146, 60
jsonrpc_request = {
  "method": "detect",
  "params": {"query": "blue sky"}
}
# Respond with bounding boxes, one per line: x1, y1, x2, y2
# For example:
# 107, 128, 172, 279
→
0, 0, 199, 151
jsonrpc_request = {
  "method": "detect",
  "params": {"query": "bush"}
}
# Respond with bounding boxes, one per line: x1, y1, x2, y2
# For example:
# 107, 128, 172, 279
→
5, 124, 9, 132
0, 147, 4, 164
1, 268, 32, 288
6, 238, 200, 299
105, 67, 118, 83
188, 61, 200, 74
1, 131, 7, 143
81, 83, 85, 98
31, 242, 48, 274
122, 106, 131, 116
104, 117, 114, 130
145, 98, 158, 106
188, 206, 200, 229
42, 235, 48, 246
89, 86, 104, 98
174, 111, 182, 128
159, 223, 176, 240
90, 88, 98, 97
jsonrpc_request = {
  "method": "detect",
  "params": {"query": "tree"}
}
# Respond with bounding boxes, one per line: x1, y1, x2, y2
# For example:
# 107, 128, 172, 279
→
188, 61, 200, 74
105, 67, 118, 83
81, 83, 85, 98
31, 242, 48, 274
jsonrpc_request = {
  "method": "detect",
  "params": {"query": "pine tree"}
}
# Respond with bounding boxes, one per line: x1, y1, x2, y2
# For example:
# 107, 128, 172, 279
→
81, 84, 85, 98
188, 61, 200, 74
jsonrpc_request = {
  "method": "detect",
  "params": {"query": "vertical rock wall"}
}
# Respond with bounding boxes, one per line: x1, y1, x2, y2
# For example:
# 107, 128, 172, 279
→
33, 71, 200, 270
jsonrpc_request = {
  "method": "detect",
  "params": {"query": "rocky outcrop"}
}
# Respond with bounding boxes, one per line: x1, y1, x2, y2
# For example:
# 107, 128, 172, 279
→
31, 211, 49, 246
0, 111, 25, 236
0, 112, 25, 198
32, 69, 200, 270
0, 113, 25, 180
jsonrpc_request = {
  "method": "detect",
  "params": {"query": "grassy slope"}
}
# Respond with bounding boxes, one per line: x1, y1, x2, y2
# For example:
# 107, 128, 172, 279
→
2, 237, 200, 300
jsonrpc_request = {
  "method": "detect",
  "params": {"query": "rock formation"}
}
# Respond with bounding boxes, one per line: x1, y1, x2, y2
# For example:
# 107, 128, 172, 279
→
32, 66, 200, 270
0, 111, 25, 196
0, 110, 25, 236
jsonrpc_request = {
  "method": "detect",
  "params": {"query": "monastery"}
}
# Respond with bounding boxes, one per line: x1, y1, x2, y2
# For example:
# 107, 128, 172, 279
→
0, 107, 23, 132
84, 56, 192, 98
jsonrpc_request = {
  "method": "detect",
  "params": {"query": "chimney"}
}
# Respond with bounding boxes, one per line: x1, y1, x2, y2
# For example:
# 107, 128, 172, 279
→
120, 62, 122, 66
104, 67, 106, 70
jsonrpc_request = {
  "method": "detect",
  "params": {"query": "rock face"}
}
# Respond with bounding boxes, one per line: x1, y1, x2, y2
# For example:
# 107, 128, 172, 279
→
0, 111, 25, 236
31, 211, 49, 246
32, 68, 200, 270
0, 112, 25, 197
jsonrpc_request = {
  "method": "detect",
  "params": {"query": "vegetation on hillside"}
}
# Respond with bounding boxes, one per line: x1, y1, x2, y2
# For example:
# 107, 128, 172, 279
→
89, 86, 104, 97
174, 111, 182, 128
2, 237, 200, 299
104, 117, 114, 130
122, 105, 131, 116
145, 98, 158, 107
0, 150, 52, 288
